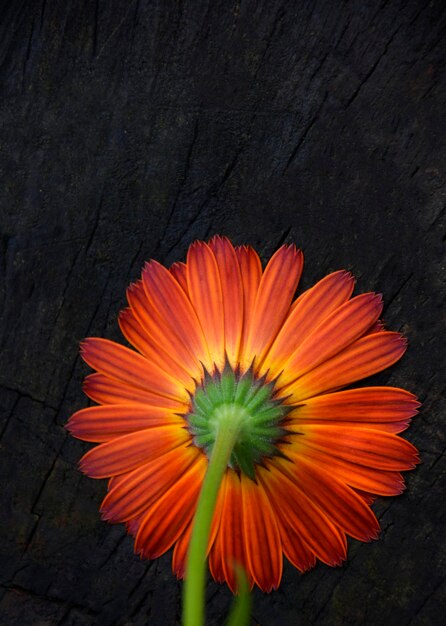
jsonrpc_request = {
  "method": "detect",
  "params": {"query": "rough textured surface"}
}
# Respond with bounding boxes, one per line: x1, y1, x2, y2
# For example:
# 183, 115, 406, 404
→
1, 1, 445, 624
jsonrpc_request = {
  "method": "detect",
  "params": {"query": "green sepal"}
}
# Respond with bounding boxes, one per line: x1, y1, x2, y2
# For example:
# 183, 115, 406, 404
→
233, 371, 254, 405
219, 364, 237, 402
193, 387, 214, 414
184, 360, 292, 478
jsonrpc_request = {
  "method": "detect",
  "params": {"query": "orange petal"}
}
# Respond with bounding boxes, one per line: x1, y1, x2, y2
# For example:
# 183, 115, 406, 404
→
208, 523, 225, 584
187, 241, 225, 370
235, 245, 262, 366
135, 456, 206, 559
172, 520, 193, 580
126, 513, 145, 538
290, 387, 419, 433
293, 387, 420, 422
290, 269, 355, 315
79, 426, 190, 478
80, 338, 187, 402
275, 516, 316, 572
83, 373, 185, 410
208, 470, 232, 585
258, 463, 347, 567
276, 293, 383, 387
217, 470, 253, 592
101, 445, 201, 522
367, 319, 386, 334
355, 490, 377, 505
243, 245, 303, 367
265, 270, 355, 374
127, 280, 203, 376
284, 331, 407, 402
67, 404, 184, 442
170, 261, 188, 294
295, 424, 419, 471
240, 474, 282, 591
143, 260, 211, 369
365, 420, 412, 434
119, 308, 194, 390
296, 419, 411, 434
208, 236, 244, 367
172, 475, 223, 580
280, 456, 380, 541
295, 445, 406, 496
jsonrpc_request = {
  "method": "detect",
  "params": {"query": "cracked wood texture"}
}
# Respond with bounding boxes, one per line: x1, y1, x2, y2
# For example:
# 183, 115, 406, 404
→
0, 1, 445, 624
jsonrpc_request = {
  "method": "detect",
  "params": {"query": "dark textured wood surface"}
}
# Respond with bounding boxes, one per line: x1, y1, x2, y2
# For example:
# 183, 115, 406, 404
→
1, 1, 445, 624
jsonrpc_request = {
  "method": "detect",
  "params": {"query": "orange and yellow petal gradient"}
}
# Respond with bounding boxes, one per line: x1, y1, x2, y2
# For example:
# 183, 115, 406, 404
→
67, 236, 419, 593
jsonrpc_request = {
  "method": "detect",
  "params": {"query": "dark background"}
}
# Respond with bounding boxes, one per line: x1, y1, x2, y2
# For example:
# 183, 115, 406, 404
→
1, 1, 445, 624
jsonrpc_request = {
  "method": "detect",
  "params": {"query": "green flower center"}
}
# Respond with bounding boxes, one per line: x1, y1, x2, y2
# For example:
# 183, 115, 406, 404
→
185, 364, 291, 480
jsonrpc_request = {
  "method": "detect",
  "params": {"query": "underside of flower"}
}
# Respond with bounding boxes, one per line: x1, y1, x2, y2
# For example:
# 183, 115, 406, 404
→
67, 236, 420, 595
186, 363, 292, 480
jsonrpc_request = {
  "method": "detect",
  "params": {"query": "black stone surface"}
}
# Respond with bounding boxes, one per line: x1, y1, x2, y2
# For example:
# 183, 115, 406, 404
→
1, 1, 445, 624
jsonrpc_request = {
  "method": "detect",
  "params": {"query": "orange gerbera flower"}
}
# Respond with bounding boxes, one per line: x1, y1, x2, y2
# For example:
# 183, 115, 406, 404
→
67, 236, 419, 592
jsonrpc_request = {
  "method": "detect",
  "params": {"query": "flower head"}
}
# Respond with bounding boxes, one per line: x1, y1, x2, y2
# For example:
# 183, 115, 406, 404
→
67, 236, 419, 592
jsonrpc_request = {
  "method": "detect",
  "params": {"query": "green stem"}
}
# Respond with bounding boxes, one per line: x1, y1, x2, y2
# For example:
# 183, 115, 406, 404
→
183, 406, 246, 626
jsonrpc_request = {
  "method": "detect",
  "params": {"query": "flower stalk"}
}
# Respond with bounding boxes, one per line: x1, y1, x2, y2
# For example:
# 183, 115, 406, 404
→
183, 405, 247, 626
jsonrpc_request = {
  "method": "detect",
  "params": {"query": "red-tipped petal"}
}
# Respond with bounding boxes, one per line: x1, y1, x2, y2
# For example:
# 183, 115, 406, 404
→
143, 260, 211, 369
284, 331, 407, 402
244, 245, 303, 367
293, 445, 408, 496
293, 387, 420, 422
291, 269, 355, 314
67, 404, 183, 442
172, 474, 223, 580
217, 471, 254, 592
355, 490, 378, 505
275, 518, 316, 573
265, 270, 355, 373
126, 513, 145, 538
101, 445, 200, 522
258, 463, 347, 567
241, 474, 282, 591
277, 292, 383, 386
367, 319, 386, 334
290, 387, 419, 433
208, 469, 231, 584
208, 236, 244, 368
80, 337, 186, 401
135, 456, 206, 559
281, 456, 380, 541
127, 280, 203, 376
172, 520, 193, 580
82, 373, 185, 410
295, 425, 419, 471
187, 241, 225, 370
169, 261, 188, 294
235, 245, 262, 368
119, 308, 194, 390
79, 426, 190, 478
209, 526, 225, 584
